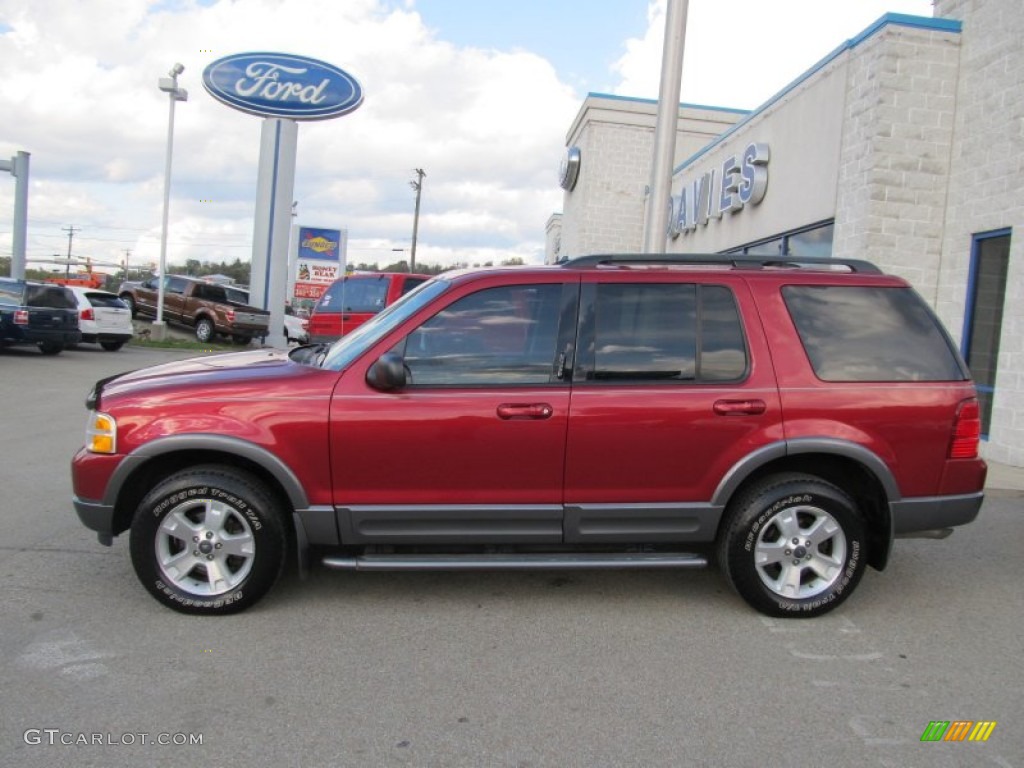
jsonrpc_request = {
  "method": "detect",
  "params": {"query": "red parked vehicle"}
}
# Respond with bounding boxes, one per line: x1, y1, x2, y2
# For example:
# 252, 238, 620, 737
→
306, 271, 431, 342
71, 255, 986, 617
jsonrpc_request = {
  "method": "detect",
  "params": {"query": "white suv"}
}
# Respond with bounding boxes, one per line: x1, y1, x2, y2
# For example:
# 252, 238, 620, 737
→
67, 286, 134, 351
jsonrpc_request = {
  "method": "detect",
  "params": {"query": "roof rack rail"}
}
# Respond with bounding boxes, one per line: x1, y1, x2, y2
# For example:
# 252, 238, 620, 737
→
560, 253, 883, 274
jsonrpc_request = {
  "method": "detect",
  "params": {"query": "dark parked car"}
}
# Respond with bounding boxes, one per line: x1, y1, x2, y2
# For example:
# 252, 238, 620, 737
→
0, 278, 81, 354
72, 255, 986, 617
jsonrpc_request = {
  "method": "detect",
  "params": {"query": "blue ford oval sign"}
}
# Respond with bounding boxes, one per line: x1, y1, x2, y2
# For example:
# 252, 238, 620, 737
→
202, 52, 363, 120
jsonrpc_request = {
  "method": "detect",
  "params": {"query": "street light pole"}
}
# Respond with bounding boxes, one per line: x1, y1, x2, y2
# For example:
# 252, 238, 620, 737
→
410, 168, 425, 271
642, 0, 689, 253
153, 63, 188, 340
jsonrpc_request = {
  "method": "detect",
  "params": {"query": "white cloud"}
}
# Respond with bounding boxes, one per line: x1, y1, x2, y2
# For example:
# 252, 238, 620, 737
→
613, 0, 936, 109
0, 0, 939, 274
0, 0, 578, 271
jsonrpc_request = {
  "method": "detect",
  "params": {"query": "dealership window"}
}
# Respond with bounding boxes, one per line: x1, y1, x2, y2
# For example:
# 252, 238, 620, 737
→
726, 220, 834, 259
962, 229, 1011, 437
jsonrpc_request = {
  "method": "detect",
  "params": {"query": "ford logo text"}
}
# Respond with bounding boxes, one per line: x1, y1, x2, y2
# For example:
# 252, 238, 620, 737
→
202, 53, 363, 120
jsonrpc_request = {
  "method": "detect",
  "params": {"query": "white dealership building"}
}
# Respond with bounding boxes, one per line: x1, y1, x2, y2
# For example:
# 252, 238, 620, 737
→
548, 0, 1024, 466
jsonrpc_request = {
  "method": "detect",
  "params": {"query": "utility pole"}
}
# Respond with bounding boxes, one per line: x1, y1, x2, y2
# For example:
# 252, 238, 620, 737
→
62, 225, 78, 259
61, 225, 80, 277
410, 168, 425, 271
123, 249, 132, 280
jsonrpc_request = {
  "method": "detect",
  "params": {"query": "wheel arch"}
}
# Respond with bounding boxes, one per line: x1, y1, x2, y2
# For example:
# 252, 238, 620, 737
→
712, 439, 898, 570
105, 435, 309, 537
193, 311, 216, 331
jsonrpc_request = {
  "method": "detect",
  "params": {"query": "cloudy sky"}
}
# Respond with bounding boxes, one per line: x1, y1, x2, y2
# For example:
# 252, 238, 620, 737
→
0, 0, 934, 274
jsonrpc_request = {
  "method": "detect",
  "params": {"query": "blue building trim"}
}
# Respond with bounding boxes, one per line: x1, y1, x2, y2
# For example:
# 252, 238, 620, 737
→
584, 91, 750, 116
962, 227, 1012, 440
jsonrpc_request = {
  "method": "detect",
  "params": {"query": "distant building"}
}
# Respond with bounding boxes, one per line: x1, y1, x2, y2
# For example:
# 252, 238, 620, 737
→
552, 0, 1023, 466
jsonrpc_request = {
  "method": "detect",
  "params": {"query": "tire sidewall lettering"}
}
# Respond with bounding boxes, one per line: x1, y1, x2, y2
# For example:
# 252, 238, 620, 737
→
150, 486, 261, 530
154, 578, 244, 609
743, 493, 813, 553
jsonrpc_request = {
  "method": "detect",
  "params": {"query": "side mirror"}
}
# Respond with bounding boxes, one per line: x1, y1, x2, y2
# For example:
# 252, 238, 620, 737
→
366, 351, 407, 392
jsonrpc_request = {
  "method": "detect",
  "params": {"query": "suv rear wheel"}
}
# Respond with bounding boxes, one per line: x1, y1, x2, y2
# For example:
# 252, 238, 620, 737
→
718, 473, 867, 618
129, 466, 287, 615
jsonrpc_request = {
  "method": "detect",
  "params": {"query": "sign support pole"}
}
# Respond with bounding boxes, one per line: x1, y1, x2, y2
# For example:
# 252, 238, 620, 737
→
251, 117, 298, 349
0, 151, 30, 279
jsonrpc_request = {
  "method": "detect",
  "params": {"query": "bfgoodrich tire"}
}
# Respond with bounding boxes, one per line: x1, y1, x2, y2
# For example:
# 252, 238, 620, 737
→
129, 466, 287, 615
718, 473, 867, 618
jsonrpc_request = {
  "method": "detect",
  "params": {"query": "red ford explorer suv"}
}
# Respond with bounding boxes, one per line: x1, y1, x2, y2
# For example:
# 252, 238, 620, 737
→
71, 255, 986, 617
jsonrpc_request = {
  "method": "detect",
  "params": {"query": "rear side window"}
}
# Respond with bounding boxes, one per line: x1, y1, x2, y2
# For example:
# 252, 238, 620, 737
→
25, 285, 75, 309
578, 283, 747, 382
224, 287, 248, 304
316, 277, 389, 314
782, 285, 967, 381
192, 283, 228, 302
400, 277, 428, 296
84, 292, 128, 309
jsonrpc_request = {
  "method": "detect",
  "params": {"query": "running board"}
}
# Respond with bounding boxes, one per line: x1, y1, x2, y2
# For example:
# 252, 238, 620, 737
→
895, 527, 954, 540
322, 552, 708, 571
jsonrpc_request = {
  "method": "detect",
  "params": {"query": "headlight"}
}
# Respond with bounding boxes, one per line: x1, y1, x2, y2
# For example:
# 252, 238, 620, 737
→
86, 411, 117, 454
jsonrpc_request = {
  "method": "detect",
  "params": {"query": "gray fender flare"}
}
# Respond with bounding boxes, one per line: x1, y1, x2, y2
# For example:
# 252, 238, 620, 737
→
101, 433, 310, 511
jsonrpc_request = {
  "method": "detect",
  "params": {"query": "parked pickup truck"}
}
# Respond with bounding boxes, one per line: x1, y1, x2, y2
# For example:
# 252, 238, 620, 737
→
119, 275, 269, 344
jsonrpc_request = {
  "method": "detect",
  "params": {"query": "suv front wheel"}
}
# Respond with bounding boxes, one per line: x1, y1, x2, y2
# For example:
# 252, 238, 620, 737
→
718, 473, 867, 618
129, 466, 287, 615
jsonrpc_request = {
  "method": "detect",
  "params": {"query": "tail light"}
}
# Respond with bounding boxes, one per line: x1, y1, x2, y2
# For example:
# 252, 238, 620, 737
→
949, 399, 981, 459
80, 308, 94, 321
14, 309, 28, 325
226, 309, 236, 323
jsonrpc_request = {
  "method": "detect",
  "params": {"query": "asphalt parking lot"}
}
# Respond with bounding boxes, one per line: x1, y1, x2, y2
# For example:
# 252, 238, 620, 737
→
1, 342, 1022, 767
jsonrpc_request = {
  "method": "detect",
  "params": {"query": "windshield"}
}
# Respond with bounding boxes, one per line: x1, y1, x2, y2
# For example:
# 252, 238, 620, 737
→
319, 278, 450, 370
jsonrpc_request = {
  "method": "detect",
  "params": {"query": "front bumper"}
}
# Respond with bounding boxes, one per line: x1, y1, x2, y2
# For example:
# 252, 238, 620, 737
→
73, 496, 116, 545
3, 327, 81, 345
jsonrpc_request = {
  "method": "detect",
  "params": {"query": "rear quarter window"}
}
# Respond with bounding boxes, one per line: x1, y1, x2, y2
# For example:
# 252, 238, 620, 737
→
26, 285, 75, 309
782, 285, 967, 382
84, 292, 128, 309
400, 277, 429, 296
